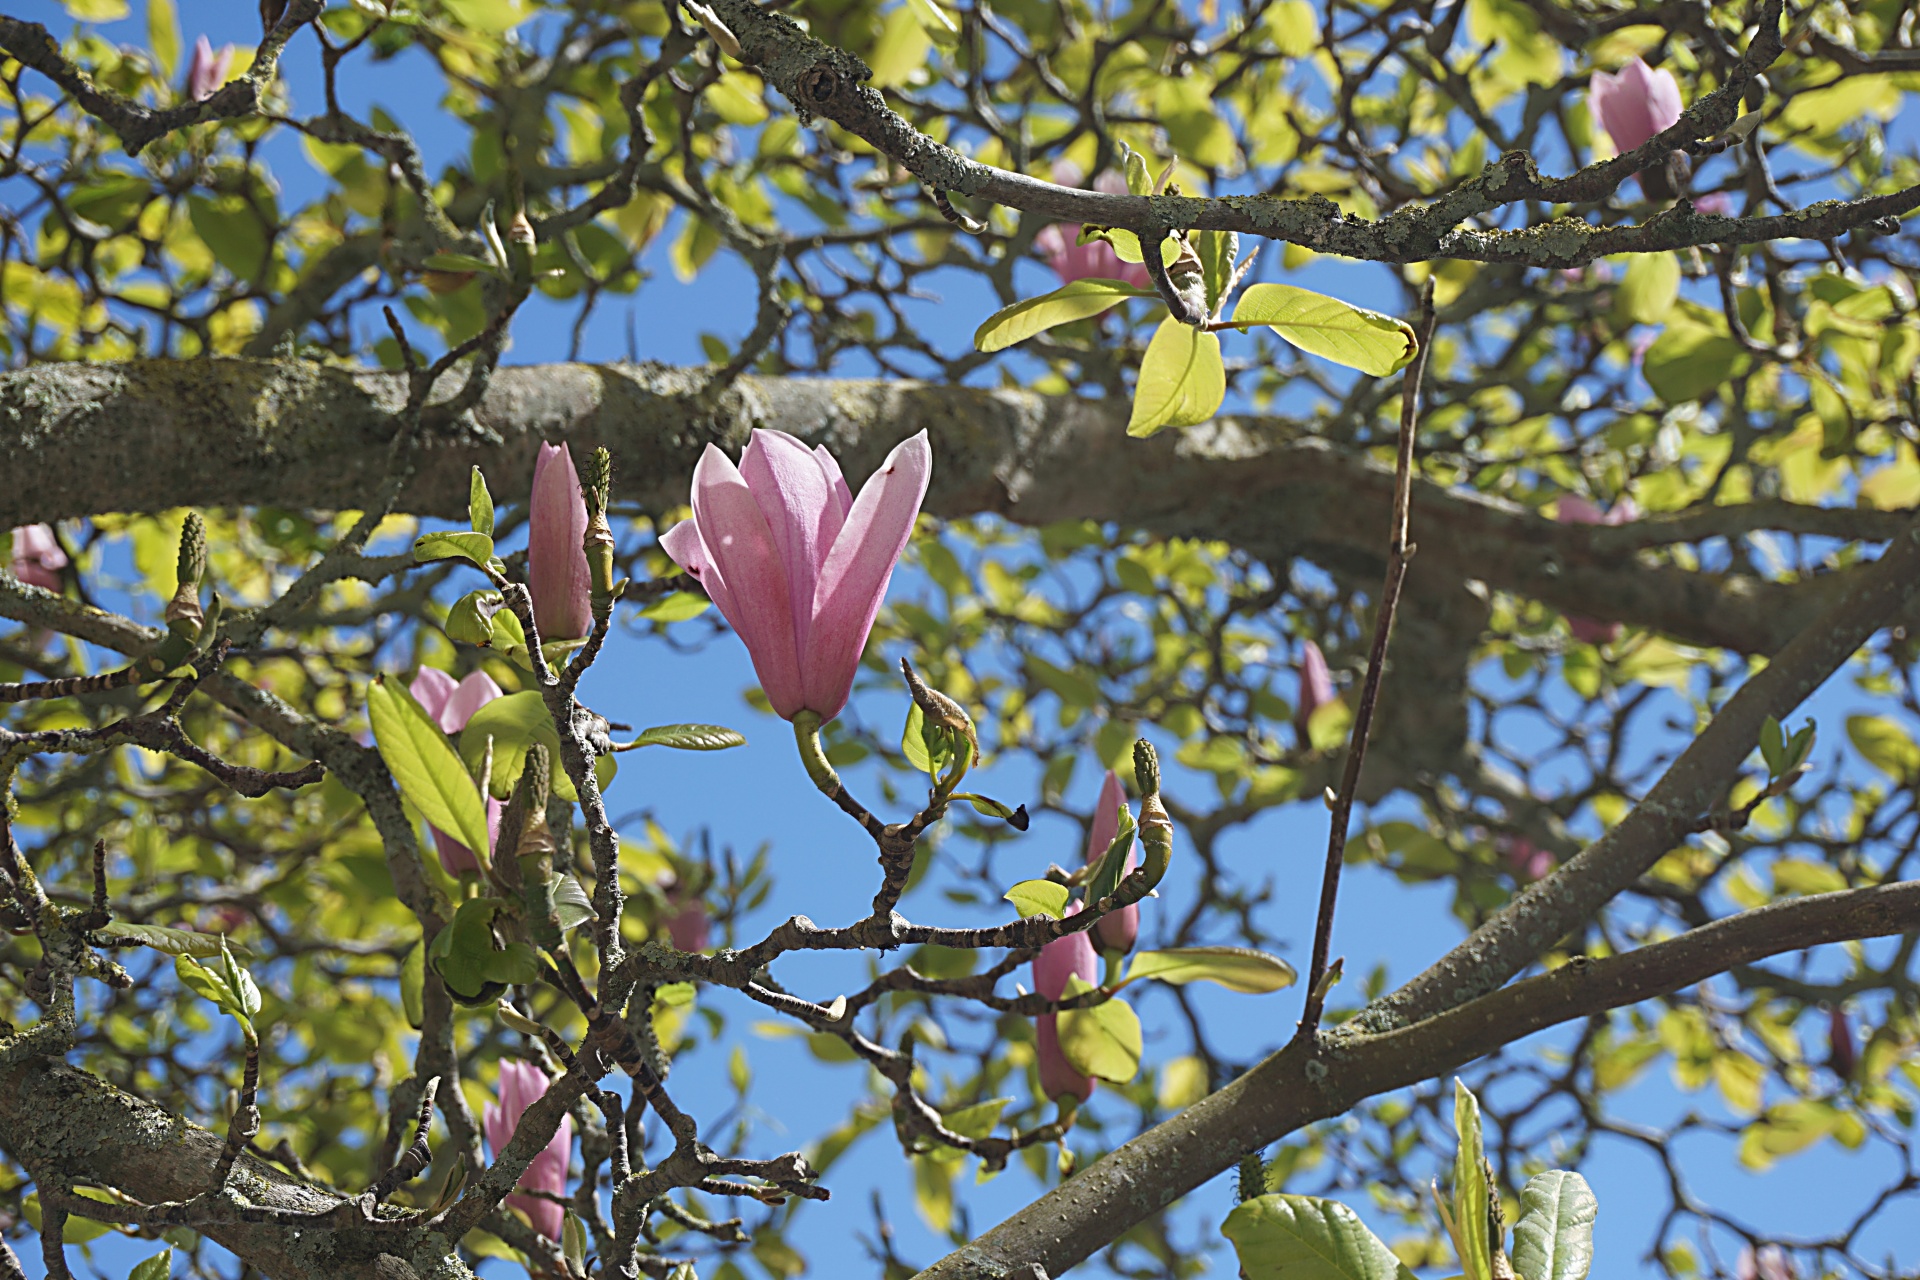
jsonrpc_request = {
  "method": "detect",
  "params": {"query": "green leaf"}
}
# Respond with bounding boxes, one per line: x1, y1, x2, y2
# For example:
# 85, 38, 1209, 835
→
174, 944, 258, 1028
1128, 318, 1227, 437
1123, 946, 1298, 993
469, 466, 494, 536
639, 590, 711, 622
1079, 225, 1181, 267
954, 792, 1028, 826
1615, 252, 1680, 326
1643, 322, 1743, 403
1452, 1080, 1494, 1280
63, 0, 129, 19
94, 920, 242, 957
905, 0, 958, 36
1084, 803, 1138, 910
175, 951, 232, 1011
562, 1211, 588, 1274
627, 723, 747, 751
427, 898, 542, 1000
400, 940, 425, 1029
1224, 1194, 1420, 1280
445, 590, 501, 647
1055, 975, 1141, 1082
901, 701, 954, 776
458, 690, 581, 802
425, 252, 500, 275
1004, 879, 1071, 919
1846, 714, 1920, 779
221, 940, 262, 1020
186, 193, 270, 282
546, 874, 595, 933
1229, 283, 1418, 377
441, 0, 529, 31
413, 530, 496, 568
1197, 229, 1237, 313
974, 278, 1156, 353
1123, 145, 1153, 196
1509, 1170, 1598, 1280
368, 675, 494, 857
130, 1248, 174, 1280
1759, 714, 1786, 776
148, 0, 181, 80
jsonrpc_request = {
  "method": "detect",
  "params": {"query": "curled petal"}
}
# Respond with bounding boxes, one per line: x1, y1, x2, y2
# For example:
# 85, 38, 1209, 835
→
690, 445, 807, 718
408, 667, 458, 722
442, 670, 504, 734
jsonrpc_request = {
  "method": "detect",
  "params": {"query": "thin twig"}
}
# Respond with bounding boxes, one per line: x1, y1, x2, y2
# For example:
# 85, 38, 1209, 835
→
1298, 284, 1440, 1034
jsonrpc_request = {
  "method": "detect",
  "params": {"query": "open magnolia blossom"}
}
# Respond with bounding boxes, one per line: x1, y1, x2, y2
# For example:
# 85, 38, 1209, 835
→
409, 667, 504, 876
662, 429, 932, 723
1590, 56, 1683, 155
482, 1059, 573, 1242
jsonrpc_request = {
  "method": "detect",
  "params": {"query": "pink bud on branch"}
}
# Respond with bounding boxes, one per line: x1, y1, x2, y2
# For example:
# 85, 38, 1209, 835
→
186, 36, 235, 102
530, 443, 593, 642
1295, 639, 1334, 740
1590, 57, 1688, 198
481, 1059, 573, 1241
662, 429, 932, 723
1085, 770, 1137, 954
8, 525, 67, 591
1033, 904, 1097, 1104
409, 667, 505, 876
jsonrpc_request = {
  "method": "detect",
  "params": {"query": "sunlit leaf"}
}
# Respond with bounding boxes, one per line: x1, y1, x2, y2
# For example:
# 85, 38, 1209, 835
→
1123, 947, 1297, 993
1128, 318, 1226, 437
1229, 283, 1417, 376
368, 675, 494, 859
974, 278, 1156, 353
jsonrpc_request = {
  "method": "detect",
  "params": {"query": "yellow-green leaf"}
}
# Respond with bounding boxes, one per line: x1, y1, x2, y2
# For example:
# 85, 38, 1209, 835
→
1004, 879, 1071, 920
1451, 1080, 1493, 1280
1224, 1194, 1419, 1280
148, 0, 181, 79
1128, 318, 1226, 437
1123, 946, 1297, 993
974, 278, 1155, 353
1055, 975, 1141, 1082
368, 674, 493, 858
1230, 283, 1417, 376
1615, 252, 1680, 326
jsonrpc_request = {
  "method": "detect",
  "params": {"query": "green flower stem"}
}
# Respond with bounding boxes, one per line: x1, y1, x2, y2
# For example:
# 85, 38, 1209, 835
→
793, 711, 841, 796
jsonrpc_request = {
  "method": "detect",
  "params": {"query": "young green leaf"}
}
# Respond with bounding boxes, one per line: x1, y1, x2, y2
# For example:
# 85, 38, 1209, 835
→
427, 898, 543, 1001
546, 873, 596, 933
130, 1248, 174, 1280
1004, 879, 1071, 920
445, 590, 501, 647
901, 701, 954, 776
627, 723, 747, 750
1785, 721, 1817, 773
469, 466, 495, 536
1128, 318, 1226, 437
368, 675, 494, 857
458, 690, 578, 802
400, 940, 425, 1029
412, 530, 496, 568
973, 278, 1157, 353
639, 590, 711, 622
1084, 804, 1138, 908
952, 792, 1029, 827
94, 920, 242, 958
1452, 1080, 1494, 1280
1615, 251, 1681, 327
174, 952, 236, 1016
425, 251, 502, 276
221, 940, 262, 1021
1123, 946, 1298, 993
562, 1211, 588, 1274
1759, 714, 1786, 777
1056, 974, 1141, 1082
1122, 143, 1153, 196
1230, 283, 1418, 377
1509, 1170, 1598, 1280
1224, 1194, 1419, 1280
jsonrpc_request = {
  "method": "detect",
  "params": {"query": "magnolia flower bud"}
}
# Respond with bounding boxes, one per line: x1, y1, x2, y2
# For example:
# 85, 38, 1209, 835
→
529, 444, 593, 641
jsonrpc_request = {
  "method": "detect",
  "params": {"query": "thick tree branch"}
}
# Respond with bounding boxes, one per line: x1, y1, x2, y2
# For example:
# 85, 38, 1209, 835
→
913, 880, 1920, 1279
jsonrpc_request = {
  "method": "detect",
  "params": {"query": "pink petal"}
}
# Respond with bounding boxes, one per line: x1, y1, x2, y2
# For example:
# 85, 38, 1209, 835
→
813, 444, 854, 522
1033, 903, 1097, 1000
408, 667, 458, 721
1084, 770, 1126, 867
1297, 639, 1334, 728
803, 431, 932, 720
1035, 1014, 1095, 1103
529, 443, 593, 642
442, 670, 504, 734
739, 430, 848, 654
689, 445, 807, 718
1555, 496, 1608, 526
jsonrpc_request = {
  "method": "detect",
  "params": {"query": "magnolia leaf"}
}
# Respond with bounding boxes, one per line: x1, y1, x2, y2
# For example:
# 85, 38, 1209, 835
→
221, 941, 262, 1020
130, 1249, 174, 1280
1452, 1080, 1494, 1280
1229, 283, 1418, 377
1004, 879, 1071, 920
368, 675, 494, 856
628, 723, 747, 751
1509, 1170, 1598, 1280
953, 792, 1029, 828
174, 952, 236, 1016
428, 898, 542, 1001
639, 590, 711, 622
974, 278, 1156, 353
401, 940, 425, 1029
425, 252, 500, 275
1128, 318, 1226, 437
458, 690, 578, 802
412, 530, 496, 568
1123, 946, 1298, 993
1759, 715, 1786, 777
445, 590, 502, 647
1616, 251, 1680, 326
1056, 975, 1141, 1082
1224, 1194, 1420, 1280
562, 1211, 588, 1274
1078, 224, 1182, 267
468, 465, 495, 535
94, 920, 243, 958
1084, 804, 1138, 909
547, 874, 595, 933
902, 701, 954, 776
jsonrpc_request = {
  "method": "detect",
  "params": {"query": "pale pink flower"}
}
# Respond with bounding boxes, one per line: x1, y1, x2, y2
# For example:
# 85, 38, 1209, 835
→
1497, 834, 1554, 882
1083, 770, 1137, 954
1296, 639, 1334, 739
8, 525, 66, 591
409, 667, 505, 876
1590, 57, 1683, 155
186, 36, 234, 102
482, 1059, 573, 1242
1736, 1245, 1795, 1280
1034, 168, 1152, 289
1034, 903, 1097, 1104
530, 443, 593, 642
1557, 496, 1638, 645
661, 430, 932, 723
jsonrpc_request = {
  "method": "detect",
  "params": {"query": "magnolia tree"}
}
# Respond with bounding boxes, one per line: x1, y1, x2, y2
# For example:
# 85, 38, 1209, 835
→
0, 0, 1918, 1278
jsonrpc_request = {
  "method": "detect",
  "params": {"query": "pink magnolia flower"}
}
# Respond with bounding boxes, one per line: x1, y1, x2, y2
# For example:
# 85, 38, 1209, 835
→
1590, 57, 1683, 155
410, 667, 505, 876
658, 872, 710, 952
8, 525, 66, 591
1827, 1005, 1856, 1081
1557, 496, 1639, 645
1034, 905, 1097, 1104
1083, 770, 1137, 954
1736, 1245, 1795, 1280
530, 443, 593, 642
1497, 834, 1555, 882
186, 36, 234, 102
661, 429, 932, 723
1296, 639, 1334, 739
1033, 167, 1151, 289
482, 1059, 573, 1242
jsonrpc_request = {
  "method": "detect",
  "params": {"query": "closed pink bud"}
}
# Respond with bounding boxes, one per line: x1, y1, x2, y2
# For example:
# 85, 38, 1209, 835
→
1084, 770, 1137, 954
8, 525, 67, 592
1590, 57, 1684, 155
530, 443, 593, 642
1557, 496, 1637, 645
1827, 1005, 1856, 1081
186, 36, 234, 102
1033, 904, 1097, 1104
662, 430, 931, 723
1296, 639, 1334, 737
409, 668, 505, 876
482, 1059, 573, 1242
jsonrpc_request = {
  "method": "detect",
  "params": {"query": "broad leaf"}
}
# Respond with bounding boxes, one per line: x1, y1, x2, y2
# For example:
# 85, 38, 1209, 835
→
1229, 283, 1418, 377
401, 940, 425, 1029
130, 1249, 173, 1280
1615, 252, 1680, 326
1128, 318, 1226, 437
627, 723, 747, 751
95, 920, 242, 958
974, 278, 1156, 353
1056, 975, 1141, 1082
469, 466, 495, 535
427, 898, 542, 1000
901, 701, 954, 776
1452, 1080, 1494, 1280
458, 690, 578, 802
1084, 804, 1138, 909
445, 589, 502, 647
639, 590, 711, 622
953, 792, 1028, 827
1510, 1170, 1598, 1280
1124, 946, 1297, 993
369, 675, 494, 857
1223, 1194, 1420, 1280
1004, 879, 1070, 919
546, 873, 596, 933
412, 530, 496, 568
